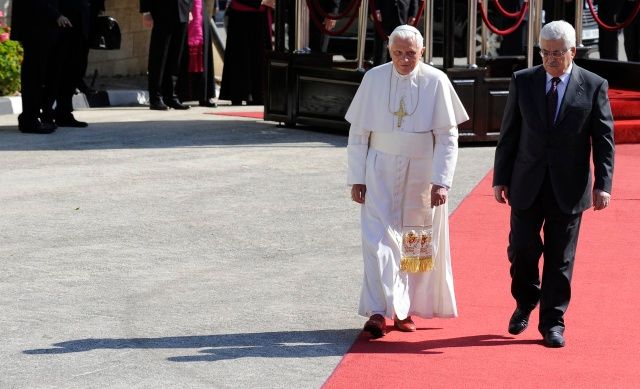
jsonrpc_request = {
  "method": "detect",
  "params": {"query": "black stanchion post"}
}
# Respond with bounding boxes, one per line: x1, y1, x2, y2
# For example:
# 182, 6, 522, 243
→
444, 0, 455, 68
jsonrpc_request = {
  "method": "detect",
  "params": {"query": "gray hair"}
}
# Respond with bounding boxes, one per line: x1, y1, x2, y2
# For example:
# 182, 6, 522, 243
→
389, 25, 424, 50
539, 20, 576, 49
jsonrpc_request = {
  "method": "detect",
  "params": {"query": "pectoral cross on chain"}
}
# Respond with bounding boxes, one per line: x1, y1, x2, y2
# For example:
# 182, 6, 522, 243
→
393, 97, 408, 128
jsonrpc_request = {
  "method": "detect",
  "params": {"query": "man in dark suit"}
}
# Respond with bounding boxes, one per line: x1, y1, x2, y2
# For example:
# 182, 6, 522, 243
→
140, 0, 193, 110
10, 0, 59, 133
493, 20, 615, 348
372, 0, 418, 66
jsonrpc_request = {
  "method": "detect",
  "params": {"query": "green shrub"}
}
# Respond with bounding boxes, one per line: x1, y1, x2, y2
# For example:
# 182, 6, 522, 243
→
0, 16, 23, 96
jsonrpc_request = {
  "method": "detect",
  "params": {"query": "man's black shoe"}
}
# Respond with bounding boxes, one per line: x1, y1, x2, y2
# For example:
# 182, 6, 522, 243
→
150, 101, 169, 111
40, 118, 58, 130
508, 307, 531, 335
164, 99, 190, 110
543, 330, 565, 348
19, 122, 56, 134
56, 117, 89, 128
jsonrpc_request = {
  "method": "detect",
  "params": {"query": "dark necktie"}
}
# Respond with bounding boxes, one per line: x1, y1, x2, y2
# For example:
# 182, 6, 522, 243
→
546, 77, 561, 128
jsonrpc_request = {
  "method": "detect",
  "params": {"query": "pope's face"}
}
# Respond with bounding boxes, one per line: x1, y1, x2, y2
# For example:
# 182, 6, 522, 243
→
389, 36, 424, 75
540, 38, 575, 77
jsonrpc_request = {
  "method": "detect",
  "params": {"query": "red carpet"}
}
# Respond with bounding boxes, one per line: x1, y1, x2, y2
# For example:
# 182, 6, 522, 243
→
610, 89, 640, 144
324, 144, 640, 388
205, 111, 263, 119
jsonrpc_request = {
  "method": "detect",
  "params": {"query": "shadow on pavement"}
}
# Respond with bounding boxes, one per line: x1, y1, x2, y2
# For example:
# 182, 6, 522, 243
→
0, 119, 347, 151
348, 333, 542, 355
23, 329, 361, 362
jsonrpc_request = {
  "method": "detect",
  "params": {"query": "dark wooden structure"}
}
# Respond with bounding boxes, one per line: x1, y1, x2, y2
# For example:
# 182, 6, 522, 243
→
263, 0, 639, 143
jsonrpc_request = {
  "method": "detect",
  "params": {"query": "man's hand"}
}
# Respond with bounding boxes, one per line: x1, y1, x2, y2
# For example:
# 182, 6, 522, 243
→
408, 17, 416, 25
351, 184, 366, 204
593, 189, 611, 211
493, 185, 509, 204
374, 10, 382, 22
431, 185, 448, 207
57, 15, 72, 28
142, 13, 153, 29
324, 17, 336, 31
189, 11, 193, 22
262, 0, 276, 9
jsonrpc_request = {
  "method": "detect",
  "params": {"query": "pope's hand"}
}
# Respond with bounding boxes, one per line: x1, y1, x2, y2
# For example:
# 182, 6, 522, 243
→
351, 184, 366, 204
431, 185, 448, 207
493, 185, 509, 204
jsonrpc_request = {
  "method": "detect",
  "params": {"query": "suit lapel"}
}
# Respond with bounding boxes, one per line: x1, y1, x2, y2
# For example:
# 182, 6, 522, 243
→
555, 65, 585, 126
532, 66, 548, 129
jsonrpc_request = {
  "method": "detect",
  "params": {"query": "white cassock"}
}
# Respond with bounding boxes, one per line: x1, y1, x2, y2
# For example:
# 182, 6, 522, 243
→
346, 61, 469, 320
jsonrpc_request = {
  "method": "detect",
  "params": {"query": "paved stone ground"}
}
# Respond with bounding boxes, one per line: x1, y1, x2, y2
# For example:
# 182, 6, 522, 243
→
0, 106, 495, 388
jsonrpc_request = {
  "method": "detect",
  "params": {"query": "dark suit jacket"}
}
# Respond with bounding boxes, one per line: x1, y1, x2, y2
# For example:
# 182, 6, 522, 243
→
375, 0, 419, 34
10, 0, 59, 42
493, 64, 615, 214
140, 0, 192, 23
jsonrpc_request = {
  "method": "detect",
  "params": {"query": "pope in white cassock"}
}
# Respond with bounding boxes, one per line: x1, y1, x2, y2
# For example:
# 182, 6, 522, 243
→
346, 25, 469, 338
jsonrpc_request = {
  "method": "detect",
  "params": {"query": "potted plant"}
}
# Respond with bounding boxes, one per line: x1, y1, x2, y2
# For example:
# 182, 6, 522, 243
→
0, 10, 23, 96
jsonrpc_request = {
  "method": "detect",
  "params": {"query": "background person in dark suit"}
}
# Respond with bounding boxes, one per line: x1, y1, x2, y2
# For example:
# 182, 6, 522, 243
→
371, 0, 418, 66
10, 0, 59, 134
492, 20, 615, 348
140, 0, 193, 110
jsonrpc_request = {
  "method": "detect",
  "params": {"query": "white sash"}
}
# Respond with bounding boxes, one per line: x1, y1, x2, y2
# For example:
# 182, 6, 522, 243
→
369, 131, 433, 159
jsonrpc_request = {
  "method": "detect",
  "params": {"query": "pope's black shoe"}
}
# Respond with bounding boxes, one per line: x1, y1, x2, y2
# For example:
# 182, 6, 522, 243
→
543, 330, 565, 348
508, 307, 531, 335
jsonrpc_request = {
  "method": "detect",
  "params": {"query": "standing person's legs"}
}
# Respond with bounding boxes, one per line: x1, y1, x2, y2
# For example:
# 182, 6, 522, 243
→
251, 14, 268, 105
148, 21, 172, 108
18, 38, 52, 132
598, 2, 621, 60
624, 20, 640, 62
162, 21, 189, 107
538, 178, 582, 335
508, 205, 544, 312
54, 28, 87, 126
506, 179, 547, 336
